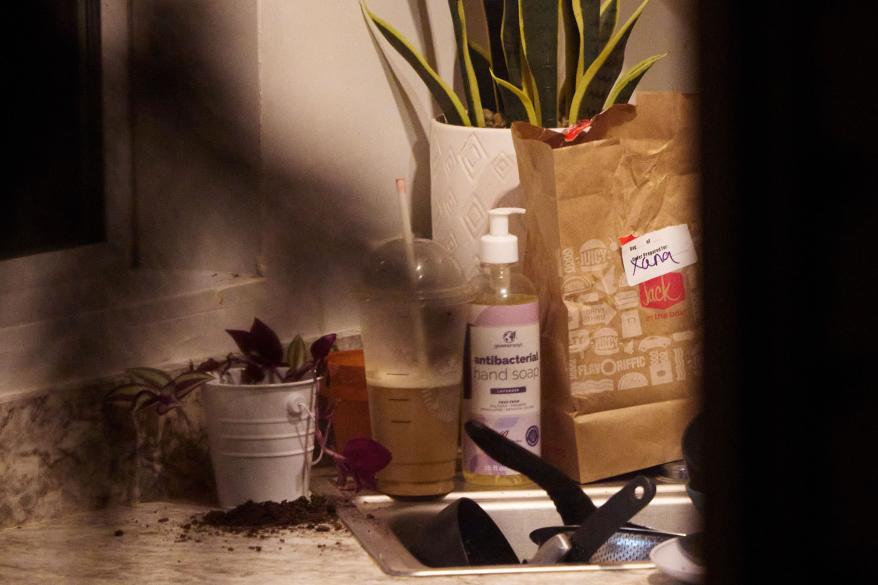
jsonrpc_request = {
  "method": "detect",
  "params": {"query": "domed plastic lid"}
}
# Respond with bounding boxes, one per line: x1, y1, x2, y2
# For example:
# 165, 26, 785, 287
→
358, 237, 472, 304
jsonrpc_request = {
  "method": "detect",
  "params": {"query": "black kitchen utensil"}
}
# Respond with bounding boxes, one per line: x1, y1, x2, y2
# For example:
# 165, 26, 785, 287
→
463, 420, 665, 564
463, 420, 594, 525
566, 475, 656, 563
408, 497, 519, 567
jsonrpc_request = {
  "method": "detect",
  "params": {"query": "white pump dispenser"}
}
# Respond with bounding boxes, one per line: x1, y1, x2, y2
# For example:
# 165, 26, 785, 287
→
480, 207, 525, 264
464, 206, 541, 487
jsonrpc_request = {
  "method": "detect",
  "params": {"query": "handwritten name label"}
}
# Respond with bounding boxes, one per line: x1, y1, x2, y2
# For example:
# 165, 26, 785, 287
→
621, 225, 697, 286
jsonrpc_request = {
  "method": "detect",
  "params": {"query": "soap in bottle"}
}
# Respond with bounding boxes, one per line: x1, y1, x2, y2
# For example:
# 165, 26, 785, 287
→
463, 207, 541, 487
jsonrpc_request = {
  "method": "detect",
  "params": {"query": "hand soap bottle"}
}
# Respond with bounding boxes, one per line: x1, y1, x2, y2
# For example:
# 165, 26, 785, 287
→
463, 207, 541, 486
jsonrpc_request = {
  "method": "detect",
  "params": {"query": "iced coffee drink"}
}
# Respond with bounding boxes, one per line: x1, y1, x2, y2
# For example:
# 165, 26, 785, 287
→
367, 378, 460, 496
357, 237, 471, 497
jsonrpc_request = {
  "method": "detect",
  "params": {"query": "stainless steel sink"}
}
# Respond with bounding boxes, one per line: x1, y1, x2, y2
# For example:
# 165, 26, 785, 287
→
316, 474, 700, 576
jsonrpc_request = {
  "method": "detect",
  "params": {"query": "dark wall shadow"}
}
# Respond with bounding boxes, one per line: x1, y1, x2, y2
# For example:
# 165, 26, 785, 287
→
699, 1, 878, 583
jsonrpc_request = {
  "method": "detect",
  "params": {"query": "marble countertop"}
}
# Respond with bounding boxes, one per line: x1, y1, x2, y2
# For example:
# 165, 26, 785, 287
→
0, 497, 679, 585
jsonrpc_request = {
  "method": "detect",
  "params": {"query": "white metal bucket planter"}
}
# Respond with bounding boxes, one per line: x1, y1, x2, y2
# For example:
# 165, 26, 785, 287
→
202, 374, 322, 509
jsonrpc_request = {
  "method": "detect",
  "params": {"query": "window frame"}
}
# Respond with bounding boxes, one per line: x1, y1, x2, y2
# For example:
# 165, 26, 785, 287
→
0, 0, 133, 286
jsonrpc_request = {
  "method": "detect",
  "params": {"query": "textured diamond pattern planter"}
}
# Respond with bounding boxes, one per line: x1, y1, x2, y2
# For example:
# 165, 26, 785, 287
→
429, 119, 525, 278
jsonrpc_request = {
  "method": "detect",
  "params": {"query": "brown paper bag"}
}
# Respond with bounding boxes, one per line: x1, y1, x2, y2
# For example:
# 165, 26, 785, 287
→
512, 92, 701, 483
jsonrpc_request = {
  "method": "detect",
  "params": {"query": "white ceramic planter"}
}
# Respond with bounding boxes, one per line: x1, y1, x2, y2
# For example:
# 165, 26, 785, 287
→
429, 118, 525, 279
202, 373, 320, 508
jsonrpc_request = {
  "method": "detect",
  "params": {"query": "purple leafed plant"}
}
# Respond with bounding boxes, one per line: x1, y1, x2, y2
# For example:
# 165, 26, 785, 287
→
210, 319, 392, 491
314, 416, 392, 492
105, 318, 392, 494
334, 438, 393, 492
106, 368, 213, 414
207, 318, 337, 385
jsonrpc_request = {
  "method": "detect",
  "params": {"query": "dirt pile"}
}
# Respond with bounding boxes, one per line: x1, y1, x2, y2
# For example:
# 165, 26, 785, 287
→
181, 495, 343, 539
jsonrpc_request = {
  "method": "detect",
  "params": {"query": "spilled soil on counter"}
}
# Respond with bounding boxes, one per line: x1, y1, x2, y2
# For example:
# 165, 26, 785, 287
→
178, 494, 344, 542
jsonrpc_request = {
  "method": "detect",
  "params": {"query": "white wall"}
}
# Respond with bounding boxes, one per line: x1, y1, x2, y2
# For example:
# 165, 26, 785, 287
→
132, 0, 697, 341
257, 0, 450, 337
623, 0, 698, 93
131, 0, 263, 276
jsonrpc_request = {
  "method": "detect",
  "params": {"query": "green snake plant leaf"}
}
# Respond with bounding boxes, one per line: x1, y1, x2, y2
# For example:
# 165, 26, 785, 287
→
569, 0, 650, 122
448, 0, 485, 126
518, 0, 558, 127
286, 334, 307, 371
560, 0, 577, 118
604, 52, 666, 108
469, 40, 499, 112
501, 0, 523, 87
573, 0, 601, 86
519, 50, 541, 125
515, 10, 539, 124
126, 367, 172, 389
361, 1, 471, 126
491, 69, 538, 125
483, 0, 508, 80
599, 0, 619, 52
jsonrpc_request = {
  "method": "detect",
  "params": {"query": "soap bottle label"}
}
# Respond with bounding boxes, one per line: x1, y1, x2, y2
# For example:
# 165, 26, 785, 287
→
464, 301, 540, 476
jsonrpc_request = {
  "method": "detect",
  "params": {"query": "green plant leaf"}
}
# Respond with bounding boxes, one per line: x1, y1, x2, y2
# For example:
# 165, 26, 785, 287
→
126, 367, 172, 389
483, 0, 507, 80
604, 52, 666, 108
361, 1, 471, 126
106, 383, 150, 404
519, 51, 541, 125
449, 0, 485, 127
286, 334, 308, 371
558, 76, 571, 125
172, 371, 214, 400
560, 0, 578, 120
469, 40, 499, 112
569, 0, 650, 122
515, 5, 539, 124
501, 0, 523, 87
563, 0, 617, 120
573, 0, 601, 84
131, 390, 160, 414
599, 0, 619, 52
519, 0, 558, 126
174, 371, 213, 385
497, 83, 529, 123
491, 70, 538, 125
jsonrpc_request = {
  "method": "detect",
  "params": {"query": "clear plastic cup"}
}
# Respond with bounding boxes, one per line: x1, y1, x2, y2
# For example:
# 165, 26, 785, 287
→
357, 237, 471, 497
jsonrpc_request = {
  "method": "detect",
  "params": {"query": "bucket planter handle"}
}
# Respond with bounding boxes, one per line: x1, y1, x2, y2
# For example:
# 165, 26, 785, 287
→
286, 395, 326, 466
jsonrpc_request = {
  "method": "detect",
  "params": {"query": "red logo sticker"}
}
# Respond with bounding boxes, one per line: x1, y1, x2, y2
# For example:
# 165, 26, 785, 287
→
639, 272, 686, 310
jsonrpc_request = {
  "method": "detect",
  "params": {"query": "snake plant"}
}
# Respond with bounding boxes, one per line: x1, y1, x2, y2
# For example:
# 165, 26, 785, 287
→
362, 0, 666, 128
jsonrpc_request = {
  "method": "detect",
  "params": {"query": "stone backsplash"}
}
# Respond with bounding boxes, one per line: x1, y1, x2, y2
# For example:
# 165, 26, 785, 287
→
0, 334, 361, 529
0, 379, 215, 529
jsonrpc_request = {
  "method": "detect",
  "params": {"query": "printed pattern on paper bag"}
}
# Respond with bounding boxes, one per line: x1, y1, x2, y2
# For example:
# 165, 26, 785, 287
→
564, 229, 701, 400
580, 239, 611, 272
620, 310, 642, 338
